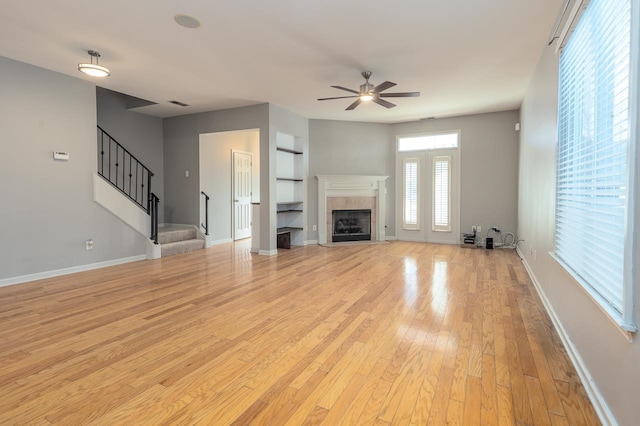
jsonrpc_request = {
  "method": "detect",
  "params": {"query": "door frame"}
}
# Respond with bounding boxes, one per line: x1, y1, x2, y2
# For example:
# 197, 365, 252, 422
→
232, 150, 253, 241
395, 134, 461, 244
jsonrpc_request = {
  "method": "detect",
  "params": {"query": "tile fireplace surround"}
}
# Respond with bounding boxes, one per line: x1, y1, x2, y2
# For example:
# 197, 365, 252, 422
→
316, 175, 388, 245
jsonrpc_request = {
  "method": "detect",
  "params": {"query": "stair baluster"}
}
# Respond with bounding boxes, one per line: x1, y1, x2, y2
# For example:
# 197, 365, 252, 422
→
201, 191, 210, 236
97, 126, 159, 243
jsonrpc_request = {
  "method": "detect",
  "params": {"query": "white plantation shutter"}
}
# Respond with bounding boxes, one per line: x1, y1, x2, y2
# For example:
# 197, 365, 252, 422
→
403, 158, 419, 230
555, 0, 635, 328
433, 156, 451, 232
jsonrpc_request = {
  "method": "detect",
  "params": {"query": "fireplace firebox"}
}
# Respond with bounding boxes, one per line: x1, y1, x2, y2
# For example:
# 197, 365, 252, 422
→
332, 209, 372, 242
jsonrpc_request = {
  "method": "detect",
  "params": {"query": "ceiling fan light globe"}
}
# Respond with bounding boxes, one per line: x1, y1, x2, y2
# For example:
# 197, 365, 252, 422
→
360, 94, 374, 102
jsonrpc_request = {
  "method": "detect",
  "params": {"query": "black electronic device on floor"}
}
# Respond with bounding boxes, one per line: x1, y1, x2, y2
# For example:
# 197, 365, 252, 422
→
486, 237, 494, 249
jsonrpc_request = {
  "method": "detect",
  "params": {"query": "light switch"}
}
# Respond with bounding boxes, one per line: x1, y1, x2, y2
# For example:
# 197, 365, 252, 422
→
53, 151, 69, 161
185, 170, 189, 178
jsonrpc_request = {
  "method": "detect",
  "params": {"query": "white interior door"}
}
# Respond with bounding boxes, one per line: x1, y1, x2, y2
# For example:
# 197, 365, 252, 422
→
396, 149, 459, 243
233, 151, 252, 240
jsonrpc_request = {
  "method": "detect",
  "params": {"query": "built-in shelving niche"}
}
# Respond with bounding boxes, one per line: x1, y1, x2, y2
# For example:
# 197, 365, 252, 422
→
276, 133, 305, 247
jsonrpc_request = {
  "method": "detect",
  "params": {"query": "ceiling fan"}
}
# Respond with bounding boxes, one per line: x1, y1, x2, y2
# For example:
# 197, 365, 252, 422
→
318, 71, 420, 110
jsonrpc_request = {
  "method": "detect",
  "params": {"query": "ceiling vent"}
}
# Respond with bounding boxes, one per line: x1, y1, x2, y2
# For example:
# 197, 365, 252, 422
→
168, 100, 190, 107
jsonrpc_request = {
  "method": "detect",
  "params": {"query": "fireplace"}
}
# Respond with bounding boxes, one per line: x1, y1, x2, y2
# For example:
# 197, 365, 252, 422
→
316, 175, 388, 245
332, 209, 371, 242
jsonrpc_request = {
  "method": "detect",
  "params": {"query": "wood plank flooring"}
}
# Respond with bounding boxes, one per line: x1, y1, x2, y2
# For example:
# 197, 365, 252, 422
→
0, 241, 600, 425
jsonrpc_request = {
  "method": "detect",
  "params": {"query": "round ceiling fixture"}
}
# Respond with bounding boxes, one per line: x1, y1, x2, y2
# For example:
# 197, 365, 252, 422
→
78, 50, 110, 77
174, 14, 201, 29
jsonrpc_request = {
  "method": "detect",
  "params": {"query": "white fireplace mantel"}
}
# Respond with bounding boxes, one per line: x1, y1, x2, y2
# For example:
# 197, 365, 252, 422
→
316, 175, 388, 244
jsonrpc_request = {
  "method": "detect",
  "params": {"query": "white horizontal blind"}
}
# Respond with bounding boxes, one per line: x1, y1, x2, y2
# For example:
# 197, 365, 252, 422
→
555, 0, 631, 315
433, 156, 451, 232
403, 158, 419, 230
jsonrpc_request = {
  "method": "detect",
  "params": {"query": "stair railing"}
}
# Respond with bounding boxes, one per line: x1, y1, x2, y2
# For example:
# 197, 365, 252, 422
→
201, 191, 210, 236
97, 126, 159, 243
150, 193, 160, 244
98, 126, 154, 213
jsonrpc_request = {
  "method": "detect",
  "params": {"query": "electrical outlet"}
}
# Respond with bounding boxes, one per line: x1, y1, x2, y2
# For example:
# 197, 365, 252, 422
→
312, 225, 317, 231
85, 239, 94, 250
477, 226, 482, 233
472, 225, 477, 232
533, 249, 537, 261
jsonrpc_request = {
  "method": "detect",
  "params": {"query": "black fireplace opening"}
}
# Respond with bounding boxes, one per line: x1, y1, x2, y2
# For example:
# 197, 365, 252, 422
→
332, 209, 372, 242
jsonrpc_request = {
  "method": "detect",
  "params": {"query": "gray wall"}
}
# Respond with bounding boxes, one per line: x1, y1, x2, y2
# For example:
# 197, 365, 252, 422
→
162, 104, 271, 250
519, 45, 640, 426
307, 111, 519, 241
0, 57, 146, 280
96, 88, 165, 222
308, 120, 394, 240
392, 110, 520, 238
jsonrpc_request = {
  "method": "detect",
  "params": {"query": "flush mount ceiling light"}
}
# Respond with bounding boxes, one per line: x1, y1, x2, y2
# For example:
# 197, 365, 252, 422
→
78, 50, 110, 77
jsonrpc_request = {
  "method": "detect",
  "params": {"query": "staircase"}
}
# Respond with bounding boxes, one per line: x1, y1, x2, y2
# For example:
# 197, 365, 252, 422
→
158, 225, 205, 257
96, 126, 207, 259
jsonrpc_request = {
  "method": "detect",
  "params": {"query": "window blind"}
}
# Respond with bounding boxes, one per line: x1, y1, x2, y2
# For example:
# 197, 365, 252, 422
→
555, 0, 631, 316
433, 156, 451, 231
403, 158, 419, 229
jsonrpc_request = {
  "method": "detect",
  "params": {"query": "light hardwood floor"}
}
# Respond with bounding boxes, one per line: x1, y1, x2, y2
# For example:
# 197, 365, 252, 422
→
0, 241, 600, 425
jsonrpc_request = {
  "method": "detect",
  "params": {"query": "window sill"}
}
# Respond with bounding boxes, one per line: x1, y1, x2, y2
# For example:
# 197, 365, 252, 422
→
549, 252, 637, 341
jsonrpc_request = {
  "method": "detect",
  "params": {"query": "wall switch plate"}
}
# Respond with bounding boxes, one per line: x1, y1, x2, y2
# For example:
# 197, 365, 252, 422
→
53, 151, 69, 161
85, 239, 94, 250
185, 170, 189, 178
312, 225, 317, 231
472, 226, 477, 232
477, 226, 481, 233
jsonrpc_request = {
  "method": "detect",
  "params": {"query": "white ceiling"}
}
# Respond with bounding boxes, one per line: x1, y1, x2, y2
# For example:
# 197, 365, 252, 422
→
0, 0, 560, 123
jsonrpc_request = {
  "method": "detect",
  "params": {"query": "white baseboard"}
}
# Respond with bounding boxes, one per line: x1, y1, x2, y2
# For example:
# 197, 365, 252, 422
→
304, 240, 319, 246
259, 249, 278, 256
0, 255, 147, 288
517, 248, 617, 426
209, 238, 233, 246
385, 236, 397, 241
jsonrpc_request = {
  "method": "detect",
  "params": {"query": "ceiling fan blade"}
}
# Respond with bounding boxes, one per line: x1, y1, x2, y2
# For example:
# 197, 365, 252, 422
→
373, 98, 396, 109
346, 99, 362, 110
317, 95, 359, 101
331, 85, 359, 94
374, 81, 397, 93
380, 92, 421, 98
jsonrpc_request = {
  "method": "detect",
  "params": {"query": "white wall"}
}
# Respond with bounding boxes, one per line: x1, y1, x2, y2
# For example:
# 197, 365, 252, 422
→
519, 44, 640, 426
199, 129, 260, 242
0, 56, 147, 281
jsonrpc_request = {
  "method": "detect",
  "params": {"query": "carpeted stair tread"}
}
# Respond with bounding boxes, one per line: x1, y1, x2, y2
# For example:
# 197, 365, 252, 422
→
161, 238, 205, 258
158, 228, 197, 245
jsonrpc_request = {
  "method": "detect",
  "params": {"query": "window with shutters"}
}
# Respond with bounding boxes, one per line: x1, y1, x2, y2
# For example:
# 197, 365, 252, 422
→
433, 156, 451, 232
554, 0, 636, 331
403, 158, 419, 230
